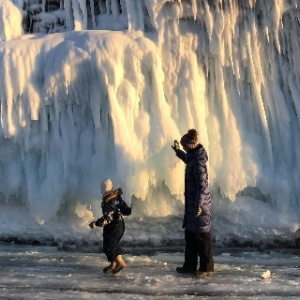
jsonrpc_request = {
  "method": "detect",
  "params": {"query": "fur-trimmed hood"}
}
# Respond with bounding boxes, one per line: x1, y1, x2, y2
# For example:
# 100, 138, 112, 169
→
102, 188, 123, 203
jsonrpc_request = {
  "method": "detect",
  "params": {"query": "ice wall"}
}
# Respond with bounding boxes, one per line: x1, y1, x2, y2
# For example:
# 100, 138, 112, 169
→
0, 0, 300, 231
0, 0, 23, 41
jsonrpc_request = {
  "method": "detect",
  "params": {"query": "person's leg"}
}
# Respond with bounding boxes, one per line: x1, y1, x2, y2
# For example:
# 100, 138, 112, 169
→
102, 226, 115, 272
110, 221, 125, 260
103, 222, 125, 273
102, 226, 112, 261
110, 221, 126, 274
177, 230, 198, 273
196, 232, 214, 273
103, 222, 124, 259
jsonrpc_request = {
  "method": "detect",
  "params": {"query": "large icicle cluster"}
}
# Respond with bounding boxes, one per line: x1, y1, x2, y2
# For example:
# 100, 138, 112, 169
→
0, 0, 299, 235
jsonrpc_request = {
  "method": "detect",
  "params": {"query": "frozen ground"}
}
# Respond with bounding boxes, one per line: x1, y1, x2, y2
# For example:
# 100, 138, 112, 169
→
0, 244, 300, 299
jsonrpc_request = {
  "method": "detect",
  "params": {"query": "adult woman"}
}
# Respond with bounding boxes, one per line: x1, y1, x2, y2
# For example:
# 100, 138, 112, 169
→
172, 129, 214, 277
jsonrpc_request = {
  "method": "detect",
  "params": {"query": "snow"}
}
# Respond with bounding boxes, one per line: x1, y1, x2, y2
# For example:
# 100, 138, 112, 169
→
0, 244, 300, 299
0, 0, 23, 41
0, 0, 299, 246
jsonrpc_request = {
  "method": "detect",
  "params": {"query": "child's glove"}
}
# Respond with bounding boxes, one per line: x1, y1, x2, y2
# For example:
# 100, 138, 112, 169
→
89, 221, 96, 229
171, 140, 180, 151
195, 207, 202, 218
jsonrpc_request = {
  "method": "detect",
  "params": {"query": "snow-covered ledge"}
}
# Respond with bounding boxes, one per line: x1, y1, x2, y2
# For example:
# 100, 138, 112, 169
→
0, 0, 23, 41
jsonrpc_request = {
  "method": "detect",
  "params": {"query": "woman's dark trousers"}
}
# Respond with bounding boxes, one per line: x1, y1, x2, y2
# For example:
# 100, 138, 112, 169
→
184, 230, 214, 272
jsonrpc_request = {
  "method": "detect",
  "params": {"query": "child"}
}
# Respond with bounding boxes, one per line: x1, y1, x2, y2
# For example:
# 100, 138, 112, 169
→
89, 179, 132, 274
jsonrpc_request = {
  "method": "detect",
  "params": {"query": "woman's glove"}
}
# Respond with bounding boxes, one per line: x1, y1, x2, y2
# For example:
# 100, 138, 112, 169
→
171, 140, 180, 151
195, 207, 202, 218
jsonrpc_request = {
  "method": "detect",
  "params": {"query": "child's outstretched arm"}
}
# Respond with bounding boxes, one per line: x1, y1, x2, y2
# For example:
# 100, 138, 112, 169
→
89, 208, 115, 228
89, 221, 96, 228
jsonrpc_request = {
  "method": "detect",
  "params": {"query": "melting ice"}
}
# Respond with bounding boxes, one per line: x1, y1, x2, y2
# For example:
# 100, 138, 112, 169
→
0, 0, 299, 245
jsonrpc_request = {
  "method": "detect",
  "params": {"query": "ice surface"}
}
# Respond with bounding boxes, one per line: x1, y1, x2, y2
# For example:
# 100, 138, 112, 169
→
0, 0, 300, 245
0, 244, 300, 299
0, 0, 23, 41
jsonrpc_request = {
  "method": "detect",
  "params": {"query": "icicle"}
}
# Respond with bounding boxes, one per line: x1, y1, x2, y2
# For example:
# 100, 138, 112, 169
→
106, 0, 111, 14
89, 0, 96, 28
191, 0, 197, 20
64, 0, 75, 30
111, 0, 119, 18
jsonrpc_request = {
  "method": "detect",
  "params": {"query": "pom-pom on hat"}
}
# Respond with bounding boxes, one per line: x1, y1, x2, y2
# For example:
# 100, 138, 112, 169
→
100, 178, 113, 195
180, 129, 199, 150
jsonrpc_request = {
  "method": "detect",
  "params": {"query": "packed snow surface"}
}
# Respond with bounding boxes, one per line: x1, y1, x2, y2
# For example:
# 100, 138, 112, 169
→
0, 244, 300, 299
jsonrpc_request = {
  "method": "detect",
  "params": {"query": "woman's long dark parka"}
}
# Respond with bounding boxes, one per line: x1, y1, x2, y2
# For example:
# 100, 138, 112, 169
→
175, 144, 212, 234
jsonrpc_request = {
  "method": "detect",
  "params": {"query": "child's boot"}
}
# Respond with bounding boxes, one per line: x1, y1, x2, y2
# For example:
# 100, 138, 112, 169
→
112, 255, 126, 274
103, 261, 116, 273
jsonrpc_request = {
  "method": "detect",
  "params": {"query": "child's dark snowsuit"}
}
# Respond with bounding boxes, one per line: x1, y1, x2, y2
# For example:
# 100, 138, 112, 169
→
95, 188, 131, 262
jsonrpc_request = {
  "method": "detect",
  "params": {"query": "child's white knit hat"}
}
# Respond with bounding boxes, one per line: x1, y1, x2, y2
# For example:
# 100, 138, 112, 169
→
100, 179, 113, 195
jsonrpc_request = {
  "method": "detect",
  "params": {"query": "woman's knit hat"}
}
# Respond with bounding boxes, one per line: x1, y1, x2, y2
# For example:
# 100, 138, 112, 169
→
180, 129, 199, 150
100, 178, 113, 195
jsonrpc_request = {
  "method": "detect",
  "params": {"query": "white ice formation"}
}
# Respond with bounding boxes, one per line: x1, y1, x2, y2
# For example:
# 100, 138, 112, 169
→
0, 0, 299, 241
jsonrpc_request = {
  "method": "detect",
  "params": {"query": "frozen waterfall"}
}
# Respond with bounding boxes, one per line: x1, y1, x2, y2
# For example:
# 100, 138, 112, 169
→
0, 0, 299, 244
